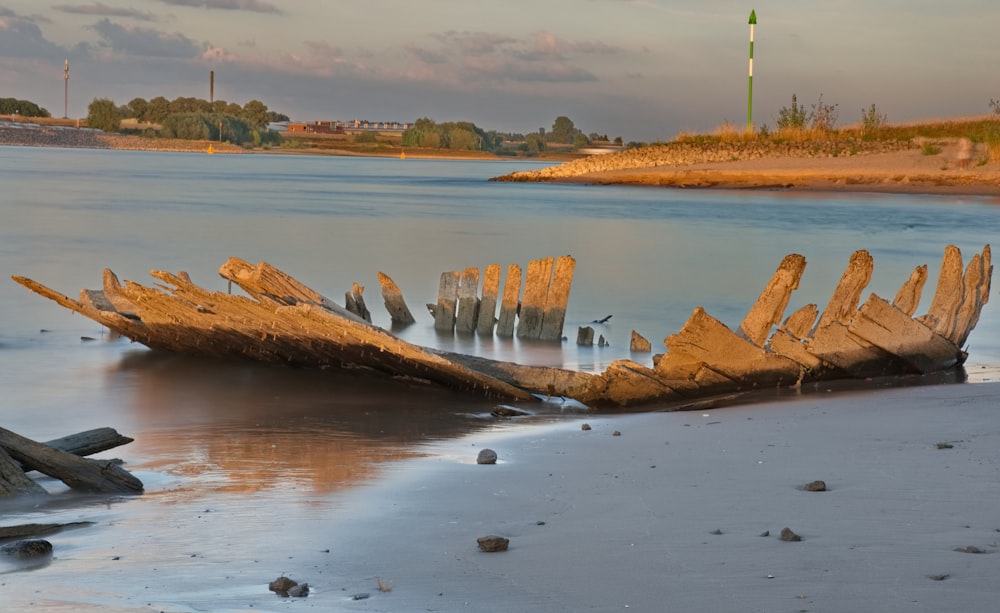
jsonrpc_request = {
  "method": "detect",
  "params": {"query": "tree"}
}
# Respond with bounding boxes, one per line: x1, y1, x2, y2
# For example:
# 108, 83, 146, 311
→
0, 98, 50, 117
87, 98, 121, 132
241, 99, 270, 131
548, 116, 576, 143
126, 97, 148, 122
990, 99, 1000, 115
267, 110, 290, 123
146, 96, 170, 123
573, 133, 590, 150
522, 133, 545, 154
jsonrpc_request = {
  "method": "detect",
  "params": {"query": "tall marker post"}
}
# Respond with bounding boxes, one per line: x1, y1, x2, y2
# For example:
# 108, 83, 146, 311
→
63, 59, 69, 119
747, 9, 756, 133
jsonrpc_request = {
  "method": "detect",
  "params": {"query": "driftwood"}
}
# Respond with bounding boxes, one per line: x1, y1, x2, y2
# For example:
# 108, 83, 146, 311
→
11, 245, 992, 409
0, 427, 142, 496
0, 522, 94, 541
377, 272, 415, 326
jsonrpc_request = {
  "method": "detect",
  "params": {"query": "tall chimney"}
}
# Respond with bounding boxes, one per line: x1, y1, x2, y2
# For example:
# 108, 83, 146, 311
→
210, 71, 214, 103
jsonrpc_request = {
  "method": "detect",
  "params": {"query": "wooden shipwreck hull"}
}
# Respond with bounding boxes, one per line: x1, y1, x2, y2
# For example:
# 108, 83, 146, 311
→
12, 245, 992, 409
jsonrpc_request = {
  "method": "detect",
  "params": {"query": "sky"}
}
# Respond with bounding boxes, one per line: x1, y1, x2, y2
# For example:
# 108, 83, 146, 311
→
1, 1, 998, 142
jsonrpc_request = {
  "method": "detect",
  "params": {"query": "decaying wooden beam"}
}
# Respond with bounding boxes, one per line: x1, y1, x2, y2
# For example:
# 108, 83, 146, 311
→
517, 257, 554, 339
952, 250, 989, 347
0, 427, 143, 494
539, 255, 576, 341
917, 244, 964, 336
477, 264, 501, 336
456, 267, 481, 334
893, 265, 927, 316
432, 271, 460, 332
496, 264, 522, 338
849, 294, 963, 373
377, 272, 415, 327
40, 427, 134, 461
740, 254, 806, 347
1, 447, 48, 497
630, 331, 651, 352
658, 307, 801, 388
815, 250, 873, 330
344, 283, 371, 323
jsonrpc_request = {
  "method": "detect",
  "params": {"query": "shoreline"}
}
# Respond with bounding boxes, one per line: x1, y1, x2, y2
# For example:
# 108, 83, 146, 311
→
4, 381, 1000, 611
494, 140, 1000, 198
5, 120, 1000, 196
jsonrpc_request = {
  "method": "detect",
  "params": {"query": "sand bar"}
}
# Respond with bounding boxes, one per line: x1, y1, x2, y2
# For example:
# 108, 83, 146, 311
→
3, 381, 999, 612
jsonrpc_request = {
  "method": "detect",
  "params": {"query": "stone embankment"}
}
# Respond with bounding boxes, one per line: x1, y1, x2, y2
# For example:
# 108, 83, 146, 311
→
0, 120, 244, 153
492, 138, 916, 182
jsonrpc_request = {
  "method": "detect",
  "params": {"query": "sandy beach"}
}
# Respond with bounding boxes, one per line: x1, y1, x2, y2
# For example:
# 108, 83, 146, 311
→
497, 139, 1000, 198
3, 380, 999, 612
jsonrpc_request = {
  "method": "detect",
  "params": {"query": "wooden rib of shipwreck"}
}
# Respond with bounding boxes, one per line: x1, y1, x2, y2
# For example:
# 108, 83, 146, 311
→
12, 244, 992, 409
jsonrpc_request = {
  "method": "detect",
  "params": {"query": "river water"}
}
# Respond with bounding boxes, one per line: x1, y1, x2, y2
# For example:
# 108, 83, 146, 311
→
1, 146, 998, 609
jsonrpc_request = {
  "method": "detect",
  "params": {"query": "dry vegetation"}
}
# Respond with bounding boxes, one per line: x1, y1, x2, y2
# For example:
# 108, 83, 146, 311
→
675, 115, 1000, 164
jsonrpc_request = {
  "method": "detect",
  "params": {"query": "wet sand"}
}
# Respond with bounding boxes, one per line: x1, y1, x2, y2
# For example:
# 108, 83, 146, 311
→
3, 381, 999, 612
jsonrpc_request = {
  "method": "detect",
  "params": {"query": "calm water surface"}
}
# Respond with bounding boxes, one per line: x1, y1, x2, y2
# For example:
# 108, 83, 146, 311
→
1, 146, 998, 607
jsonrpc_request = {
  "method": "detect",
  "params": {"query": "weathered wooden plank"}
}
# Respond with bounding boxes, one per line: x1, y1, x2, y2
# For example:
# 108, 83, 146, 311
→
917, 245, 964, 337
432, 271, 460, 333
815, 250, 873, 329
739, 254, 806, 347
849, 294, 962, 373
957, 244, 994, 347
218, 258, 354, 318
377, 271, 415, 326
517, 257, 554, 339
496, 264, 521, 338
892, 265, 927, 316
806, 322, 897, 377
0, 522, 93, 540
0, 427, 143, 494
539, 255, 576, 341
344, 283, 371, 323
455, 267, 481, 334
768, 329, 830, 374
1, 447, 47, 497
477, 264, 501, 336
781, 304, 819, 339
660, 307, 801, 387
952, 250, 987, 347
630, 330, 651, 352
43, 427, 134, 459
595, 360, 683, 407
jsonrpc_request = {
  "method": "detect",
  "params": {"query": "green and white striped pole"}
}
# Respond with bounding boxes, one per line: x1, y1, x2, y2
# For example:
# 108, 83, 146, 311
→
747, 9, 756, 133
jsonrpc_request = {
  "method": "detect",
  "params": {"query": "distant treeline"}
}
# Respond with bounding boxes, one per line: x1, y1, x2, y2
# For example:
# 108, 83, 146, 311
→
0, 98, 51, 118
83, 96, 290, 147
117, 96, 288, 131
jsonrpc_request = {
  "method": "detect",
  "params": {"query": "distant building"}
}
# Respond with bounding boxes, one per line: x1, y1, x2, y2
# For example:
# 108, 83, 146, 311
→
286, 119, 412, 134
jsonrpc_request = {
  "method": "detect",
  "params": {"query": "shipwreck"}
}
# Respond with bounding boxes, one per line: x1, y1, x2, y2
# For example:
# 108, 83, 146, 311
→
11, 244, 992, 409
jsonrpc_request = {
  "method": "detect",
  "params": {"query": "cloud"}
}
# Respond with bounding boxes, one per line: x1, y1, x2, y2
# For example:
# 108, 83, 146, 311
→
430, 31, 517, 57
403, 30, 618, 85
153, 0, 282, 14
0, 10, 68, 60
90, 18, 201, 58
54, 3, 157, 21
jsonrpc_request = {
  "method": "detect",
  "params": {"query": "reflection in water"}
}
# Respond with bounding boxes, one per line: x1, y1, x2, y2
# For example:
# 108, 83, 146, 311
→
111, 351, 547, 497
